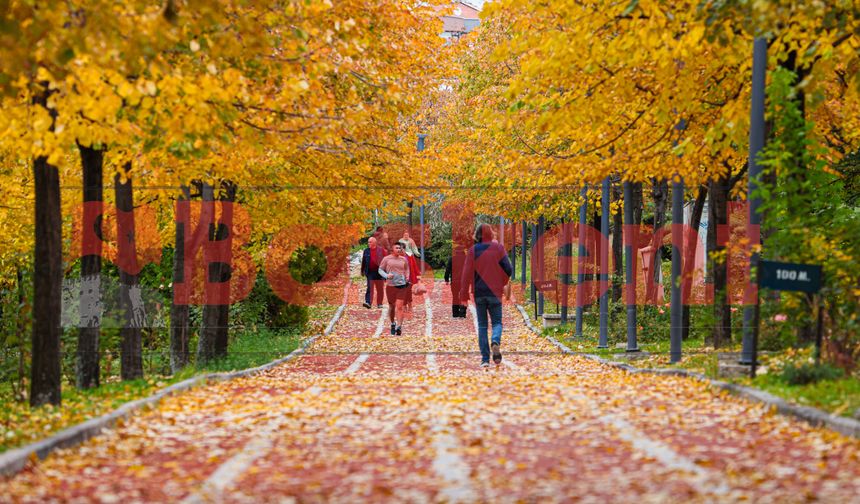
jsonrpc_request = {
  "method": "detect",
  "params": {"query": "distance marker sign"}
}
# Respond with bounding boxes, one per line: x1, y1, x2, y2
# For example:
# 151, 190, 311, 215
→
758, 260, 822, 293
534, 280, 558, 292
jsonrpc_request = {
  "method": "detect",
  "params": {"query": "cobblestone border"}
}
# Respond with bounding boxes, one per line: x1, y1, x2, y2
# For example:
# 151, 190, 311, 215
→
0, 299, 348, 477
515, 304, 860, 440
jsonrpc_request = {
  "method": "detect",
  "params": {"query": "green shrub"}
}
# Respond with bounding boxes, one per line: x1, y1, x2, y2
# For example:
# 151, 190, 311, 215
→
780, 362, 844, 386
424, 237, 452, 270
289, 246, 327, 284
269, 303, 308, 330
236, 272, 309, 330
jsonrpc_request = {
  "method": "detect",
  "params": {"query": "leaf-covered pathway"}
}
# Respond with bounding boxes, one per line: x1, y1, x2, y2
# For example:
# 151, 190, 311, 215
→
3, 281, 859, 502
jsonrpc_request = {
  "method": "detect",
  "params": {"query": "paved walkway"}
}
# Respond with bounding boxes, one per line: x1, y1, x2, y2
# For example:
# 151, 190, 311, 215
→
3, 281, 859, 502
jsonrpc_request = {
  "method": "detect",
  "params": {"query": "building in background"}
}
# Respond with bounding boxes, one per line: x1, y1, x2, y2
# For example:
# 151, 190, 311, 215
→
433, 1, 481, 43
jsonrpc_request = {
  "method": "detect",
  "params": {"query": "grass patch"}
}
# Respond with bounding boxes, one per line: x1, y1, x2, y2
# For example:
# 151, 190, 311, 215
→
544, 315, 725, 368
0, 376, 172, 453
199, 327, 301, 373
749, 372, 860, 417
0, 305, 335, 454
542, 316, 859, 419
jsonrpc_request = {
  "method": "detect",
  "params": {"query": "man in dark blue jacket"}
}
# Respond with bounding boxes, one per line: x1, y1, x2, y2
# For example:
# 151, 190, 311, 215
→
361, 236, 387, 308
460, 224, 513, 367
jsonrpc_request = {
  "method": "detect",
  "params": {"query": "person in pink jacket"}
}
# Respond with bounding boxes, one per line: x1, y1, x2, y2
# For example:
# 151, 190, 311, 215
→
378, 241, 411, 335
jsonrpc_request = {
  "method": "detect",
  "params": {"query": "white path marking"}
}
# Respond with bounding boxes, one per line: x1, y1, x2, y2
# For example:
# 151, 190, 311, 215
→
426, 353, 438, 374
603, 416, 733, 496
569, 393, 733, 497
502, 359, 520, 371
372, 306, 387, 338
511, 302, 734, 495
182, 353, 367, 503
424, 287, 433, 338
344, 353, 370, 375
429, 388, 478, 502
469, 303, 479, 335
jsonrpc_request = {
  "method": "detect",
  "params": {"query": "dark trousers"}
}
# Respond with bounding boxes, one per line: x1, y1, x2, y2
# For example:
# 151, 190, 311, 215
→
365, 278, 384, 305
450, 282, 465, 318
475, 296, 503, 363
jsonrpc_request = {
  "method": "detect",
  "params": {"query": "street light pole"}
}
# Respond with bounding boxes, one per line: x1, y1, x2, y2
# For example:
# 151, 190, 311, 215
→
531, 222, 538, 308
511, 219, 517, 280
521, 221, 527, 289
537, 216, 545, 317
670, 177, 685, 363
599, 177, 610, 349
624, 181, 639, 352
741, 37, 768, 365
411, 134, 426, 235
419, 205, 425, 275
575, 185, 587, 339
561, 216, 570, 324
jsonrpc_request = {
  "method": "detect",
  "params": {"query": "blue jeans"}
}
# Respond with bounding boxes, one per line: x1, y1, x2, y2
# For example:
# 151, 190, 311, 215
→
475, 297, 503, 363
365, 277, 383, 305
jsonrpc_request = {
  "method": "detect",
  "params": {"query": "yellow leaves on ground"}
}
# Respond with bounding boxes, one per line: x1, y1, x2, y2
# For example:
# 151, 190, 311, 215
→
2, 282, 860, 501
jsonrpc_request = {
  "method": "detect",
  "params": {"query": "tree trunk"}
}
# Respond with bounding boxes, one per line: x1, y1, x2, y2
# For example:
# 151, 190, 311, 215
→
611, 181, 623, 305
633, 182, 643, 226
198, 181, 235, 364
706, 181, 716, 347
77, 143, 103, 389
170, 186, 191, 373
709, 177, 731, 348
591, 209, 601, 308
16, 267, 28, 401
198, 183, 217, 365
407, 200, 413, 229
682, 186, 707, 340
30, 87, 63, 407
116, 164, 144, 380
648, 178, 669, 304
213, 181, 236, 357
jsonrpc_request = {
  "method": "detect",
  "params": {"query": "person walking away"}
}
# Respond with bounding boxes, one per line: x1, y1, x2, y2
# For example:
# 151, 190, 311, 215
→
444, 240, 468, 318
491, 234, 513, 302
461, 223, 512, 367
361, 237, 387, 308
379, 241, 411, 335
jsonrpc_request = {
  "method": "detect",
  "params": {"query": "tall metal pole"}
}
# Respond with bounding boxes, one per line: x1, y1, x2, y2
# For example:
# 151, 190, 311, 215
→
409, 134, 426, 240
741, 37, 768, 365
531, 223, 537, 307
624, 181, 639, 352
537, 215, 545, 317
561, 217, 569, 324
521, 221, 527, 288
419, 205, 425, 275
670, 177, 685, 363
499, 216, 505, 249
511, 220, 517, 280
598, 177, 610, 349
575, 185, 587, 339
